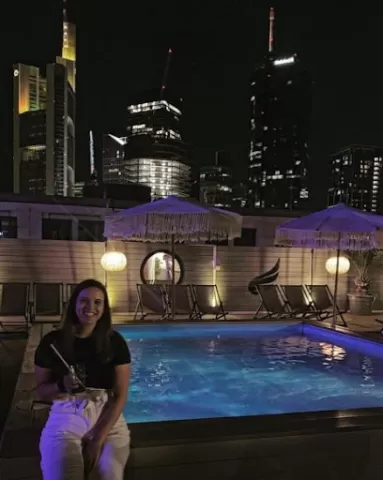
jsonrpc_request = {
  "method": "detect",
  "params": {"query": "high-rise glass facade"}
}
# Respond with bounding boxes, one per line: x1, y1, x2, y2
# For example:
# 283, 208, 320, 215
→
328, 145, 383, 213
13, 4, 76, 196
248, 54, 312, 210
124, 93, 191, 200
102, 134, 127, 184
199, 152, 233, 208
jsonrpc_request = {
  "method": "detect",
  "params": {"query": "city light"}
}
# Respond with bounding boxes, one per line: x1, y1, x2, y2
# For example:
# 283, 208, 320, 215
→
273, 56, 295, 66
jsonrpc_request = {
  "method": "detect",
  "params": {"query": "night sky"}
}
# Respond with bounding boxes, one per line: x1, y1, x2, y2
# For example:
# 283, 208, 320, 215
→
1, 1, 382, 208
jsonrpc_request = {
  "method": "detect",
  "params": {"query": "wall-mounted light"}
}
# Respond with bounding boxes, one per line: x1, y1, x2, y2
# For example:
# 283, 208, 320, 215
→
100, 251, 127, 272
325, 256, 350, 275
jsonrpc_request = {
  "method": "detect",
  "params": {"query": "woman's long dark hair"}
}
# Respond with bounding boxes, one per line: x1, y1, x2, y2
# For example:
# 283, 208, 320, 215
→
59, 279, 112, 363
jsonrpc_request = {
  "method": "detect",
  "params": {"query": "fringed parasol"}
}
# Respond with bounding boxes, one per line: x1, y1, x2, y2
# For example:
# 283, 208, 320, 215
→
104, 196, 242, 243
275, 203, 383, 327
104, 196, 243, 319
275, 204, 383, 250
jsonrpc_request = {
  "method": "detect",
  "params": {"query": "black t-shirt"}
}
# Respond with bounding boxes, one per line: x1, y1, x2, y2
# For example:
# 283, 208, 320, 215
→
34, 329, 131, 390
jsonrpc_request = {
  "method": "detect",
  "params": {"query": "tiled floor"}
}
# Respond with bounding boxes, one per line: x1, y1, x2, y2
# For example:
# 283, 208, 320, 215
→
1, 314, 383, 480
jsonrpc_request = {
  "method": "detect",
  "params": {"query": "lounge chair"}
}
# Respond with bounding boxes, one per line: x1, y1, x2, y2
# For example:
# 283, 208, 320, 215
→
31, 283, 64, 323
254, 284, 292, 320
165, 285, 197, 320
134, 284, 169, 321
191, 285, 227, 321
0, 283, 32, 335
374, 318, 383, 335
62, 283, 78, 310
305, 284, 347, 326
282, 285, 317, 319
66, 283, 78, 301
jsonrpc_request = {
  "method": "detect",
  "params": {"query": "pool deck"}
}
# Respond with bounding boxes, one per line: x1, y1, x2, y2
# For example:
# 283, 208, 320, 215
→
2, 313, 383, 480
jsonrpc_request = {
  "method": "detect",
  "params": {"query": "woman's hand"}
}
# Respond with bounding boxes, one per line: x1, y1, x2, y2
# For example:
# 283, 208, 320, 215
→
62, 371, 81, 392
82, 430, 105, 473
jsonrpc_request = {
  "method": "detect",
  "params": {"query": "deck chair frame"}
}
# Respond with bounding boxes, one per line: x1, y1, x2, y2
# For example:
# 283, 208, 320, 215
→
165, 284, 199, 320
191, 284, 227, 321
281, 285, 318, 319
375, 318, 383, 334
31, 283, 64, 323
65, 283, 78, 303
0, 282, 32, 335
254, 284, 293, 320
134, 284, 170, 321
305, 284, 347, 326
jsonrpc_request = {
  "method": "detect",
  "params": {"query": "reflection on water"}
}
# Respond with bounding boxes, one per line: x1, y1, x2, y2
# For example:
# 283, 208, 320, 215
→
123, 332, 383, 424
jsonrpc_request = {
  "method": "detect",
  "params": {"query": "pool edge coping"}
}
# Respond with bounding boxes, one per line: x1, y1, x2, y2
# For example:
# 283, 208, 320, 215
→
3, 319, 383, 457
129, 405, 383, 448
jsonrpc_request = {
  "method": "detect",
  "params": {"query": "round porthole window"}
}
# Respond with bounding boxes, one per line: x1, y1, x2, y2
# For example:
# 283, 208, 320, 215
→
140, 250, 184, 285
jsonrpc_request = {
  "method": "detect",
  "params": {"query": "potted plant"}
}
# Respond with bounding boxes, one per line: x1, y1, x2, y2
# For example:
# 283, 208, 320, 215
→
346, 249, 380, 315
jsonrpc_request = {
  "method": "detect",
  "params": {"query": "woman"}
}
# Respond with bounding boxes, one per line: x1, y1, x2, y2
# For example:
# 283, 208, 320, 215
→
34, 279, 131, 480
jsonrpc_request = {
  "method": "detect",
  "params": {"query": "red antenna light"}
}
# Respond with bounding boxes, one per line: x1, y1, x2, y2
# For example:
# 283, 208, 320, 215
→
268, 7, 275, 53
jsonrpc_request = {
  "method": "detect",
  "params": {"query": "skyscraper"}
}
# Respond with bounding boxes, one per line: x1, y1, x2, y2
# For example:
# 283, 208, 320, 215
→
328, 145, 383, 212
199, 151, 233, 208
124, 90, 191, 200
13, 1, 76, 196
102, 134, 127, 184
248, 8, 311, 210
58, 0, 76, 91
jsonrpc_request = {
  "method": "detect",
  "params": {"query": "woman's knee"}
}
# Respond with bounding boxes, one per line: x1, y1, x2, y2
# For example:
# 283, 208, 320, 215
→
40, 436, 84, 480
97, 442, 130, 480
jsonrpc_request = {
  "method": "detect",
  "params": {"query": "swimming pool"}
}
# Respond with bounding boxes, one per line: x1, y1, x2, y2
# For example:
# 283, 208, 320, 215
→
118, 322, 383, 424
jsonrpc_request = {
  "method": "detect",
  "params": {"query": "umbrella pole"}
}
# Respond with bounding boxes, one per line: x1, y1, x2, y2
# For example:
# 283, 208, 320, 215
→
104, 241, 108, 289
212, 244, 217, 285
171, 234, 175, 321
332, 234, 341, 328
310, 248, 314, 285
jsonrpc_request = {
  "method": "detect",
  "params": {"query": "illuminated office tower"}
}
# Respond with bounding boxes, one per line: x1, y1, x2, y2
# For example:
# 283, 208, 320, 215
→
199, 151, 233, 208
124, 90, 191, 200
13, 1, 76, 196
102, 134, 127, 184
248, 8, 312, 209
57, 0, 76, 91
328, 145, 383, 213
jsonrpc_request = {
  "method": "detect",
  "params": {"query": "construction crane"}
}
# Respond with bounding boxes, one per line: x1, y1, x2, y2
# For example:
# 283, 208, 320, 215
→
160, 47, 173, 100
268, 7, 275, 52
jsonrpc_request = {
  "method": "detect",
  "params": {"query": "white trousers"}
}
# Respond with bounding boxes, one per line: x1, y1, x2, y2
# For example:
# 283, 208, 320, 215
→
40, 390, 130, 480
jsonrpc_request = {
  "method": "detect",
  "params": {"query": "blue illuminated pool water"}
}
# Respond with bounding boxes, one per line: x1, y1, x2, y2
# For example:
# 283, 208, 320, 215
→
118, 323, 383, 424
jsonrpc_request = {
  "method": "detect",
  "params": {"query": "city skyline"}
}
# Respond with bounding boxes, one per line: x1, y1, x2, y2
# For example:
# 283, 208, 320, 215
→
0, 1, 382, 209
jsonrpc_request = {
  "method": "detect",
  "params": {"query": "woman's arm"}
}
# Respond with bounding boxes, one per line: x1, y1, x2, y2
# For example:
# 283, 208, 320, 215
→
35, 365, 62, 402
89, 363, 130, 442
